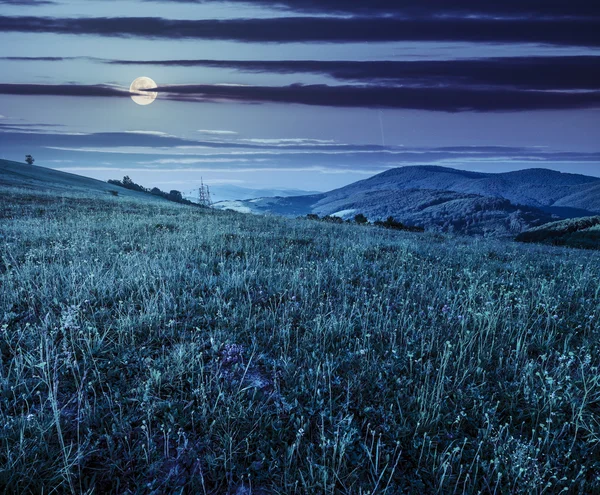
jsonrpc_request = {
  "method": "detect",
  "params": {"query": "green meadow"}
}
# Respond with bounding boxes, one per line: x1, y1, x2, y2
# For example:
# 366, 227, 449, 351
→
1, 188, 599, 494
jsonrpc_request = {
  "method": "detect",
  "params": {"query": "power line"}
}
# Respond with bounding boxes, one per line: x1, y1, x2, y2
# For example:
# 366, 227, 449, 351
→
197, 177, 213, 207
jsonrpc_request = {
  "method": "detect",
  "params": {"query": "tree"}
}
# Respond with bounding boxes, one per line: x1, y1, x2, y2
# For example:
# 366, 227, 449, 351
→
25, 155, 34, 165
168, 190, 183, 202
354, 213, 368, 225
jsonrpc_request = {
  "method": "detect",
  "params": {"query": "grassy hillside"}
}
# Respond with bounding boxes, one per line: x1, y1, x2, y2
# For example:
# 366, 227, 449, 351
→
1, 187, 600, 494
516, 216, 600, 250
0, 159, 167, 203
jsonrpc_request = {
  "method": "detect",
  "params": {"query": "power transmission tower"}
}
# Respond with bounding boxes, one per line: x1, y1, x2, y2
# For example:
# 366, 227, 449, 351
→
198, 177, 213, 207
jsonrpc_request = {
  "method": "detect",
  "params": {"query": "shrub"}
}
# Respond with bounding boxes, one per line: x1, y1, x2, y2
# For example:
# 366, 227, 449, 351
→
354, 213, 368, 225
167, 190, 183, 202
374, 216, 424, 232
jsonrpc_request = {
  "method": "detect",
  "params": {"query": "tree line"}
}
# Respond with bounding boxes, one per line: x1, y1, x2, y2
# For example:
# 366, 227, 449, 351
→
305, 213, 424, 232
108, 176, 203, 207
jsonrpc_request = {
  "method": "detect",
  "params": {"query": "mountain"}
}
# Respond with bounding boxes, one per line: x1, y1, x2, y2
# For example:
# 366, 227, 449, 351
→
0, 160, 166, 202
183, 184, 321, 203
516, 216, 600, 249
215, 166, 600, 236
219, 188, 555, 236
210, 185, 321, 202
319, 166, 600, 216
314, 189, 557, 236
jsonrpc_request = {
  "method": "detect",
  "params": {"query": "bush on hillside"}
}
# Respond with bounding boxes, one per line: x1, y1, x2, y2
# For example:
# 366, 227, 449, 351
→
321, 215, 344, 224
374, 216, 425, 232
354, 213, 369, 225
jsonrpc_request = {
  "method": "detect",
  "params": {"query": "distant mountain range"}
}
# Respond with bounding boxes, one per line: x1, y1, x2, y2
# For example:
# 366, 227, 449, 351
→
215, 166, 600, 236
184, 184, 320, 203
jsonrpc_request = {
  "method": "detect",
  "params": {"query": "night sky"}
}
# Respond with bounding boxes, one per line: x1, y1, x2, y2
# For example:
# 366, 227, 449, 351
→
1, 0, 599, 194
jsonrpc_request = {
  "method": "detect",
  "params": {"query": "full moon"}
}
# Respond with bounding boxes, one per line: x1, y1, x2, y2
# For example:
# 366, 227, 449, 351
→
130, 76, 158, 106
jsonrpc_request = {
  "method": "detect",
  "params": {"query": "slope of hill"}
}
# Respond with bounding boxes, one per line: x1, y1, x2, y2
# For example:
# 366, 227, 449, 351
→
2, 186, 600, 493
0, 159, 166, 202
516, 216, 600, 249
314, 188, 556, 236
552, 182, 600, 214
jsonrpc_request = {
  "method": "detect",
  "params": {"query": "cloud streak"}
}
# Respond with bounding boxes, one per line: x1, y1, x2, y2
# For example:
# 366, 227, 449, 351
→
105, 56, 600, 90
0, 127, 387, 151
153, 83, 600, 112
5, 55, 599, 91
0, 56, 78, 61
2, 82, 599, 112
0, 0, 56, 5
0, 16, 598, 46
143, 0, 599, 18
0, 83, 128, 97
5, 56, 598, 91
2, 125, 599, 164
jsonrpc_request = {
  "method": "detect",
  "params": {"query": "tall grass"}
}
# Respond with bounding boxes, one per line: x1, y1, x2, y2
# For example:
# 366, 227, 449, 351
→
1, 189, 599, 494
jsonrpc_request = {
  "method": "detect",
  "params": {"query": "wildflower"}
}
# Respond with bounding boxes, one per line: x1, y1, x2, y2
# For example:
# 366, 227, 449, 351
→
221, 343, 244, 365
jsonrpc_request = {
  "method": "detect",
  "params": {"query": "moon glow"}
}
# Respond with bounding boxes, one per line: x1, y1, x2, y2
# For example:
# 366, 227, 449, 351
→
130, 77, 158, 106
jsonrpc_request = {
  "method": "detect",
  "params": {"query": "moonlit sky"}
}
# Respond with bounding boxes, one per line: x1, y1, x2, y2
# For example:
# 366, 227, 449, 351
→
1, 0, 599, 194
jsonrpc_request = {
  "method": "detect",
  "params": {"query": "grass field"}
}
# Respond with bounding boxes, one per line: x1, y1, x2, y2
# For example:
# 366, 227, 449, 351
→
1, 187, 599, 494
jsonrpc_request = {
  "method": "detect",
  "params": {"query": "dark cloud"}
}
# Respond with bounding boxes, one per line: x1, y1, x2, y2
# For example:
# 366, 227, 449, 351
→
0, 83, 128, 97
7, 55, 597, 91
0, 0, 56, 5
0, 15, 598, 46
0, 131, 201, 149
6, 55, 598, 91
143, 0, 598, 18
106, 56, 600, 90
0, 127, 385, 151
2, 82, 599, 112
0, 56, 75, 61
152, 83, 600, 112
2, 124, 597, 161
0, 122, 64, 132
3, 128, 600, 175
